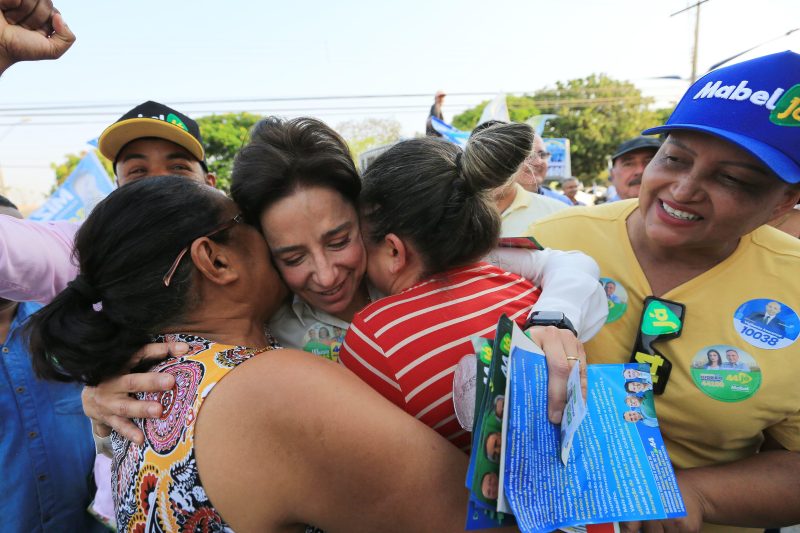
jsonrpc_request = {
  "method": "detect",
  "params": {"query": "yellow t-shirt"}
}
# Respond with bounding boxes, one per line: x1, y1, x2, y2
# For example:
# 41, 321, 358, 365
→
530, 200, 800, 531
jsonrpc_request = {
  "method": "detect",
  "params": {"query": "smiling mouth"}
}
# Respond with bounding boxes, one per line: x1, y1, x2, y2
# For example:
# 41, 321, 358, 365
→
316, 280, 345, 297
660, 200, 702, 221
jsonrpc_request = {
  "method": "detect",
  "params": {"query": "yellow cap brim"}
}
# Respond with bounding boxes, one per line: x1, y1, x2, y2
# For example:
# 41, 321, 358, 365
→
98, 118, 205, 163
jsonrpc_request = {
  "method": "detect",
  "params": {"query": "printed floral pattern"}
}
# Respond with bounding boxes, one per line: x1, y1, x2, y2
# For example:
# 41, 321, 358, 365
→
112, 334, 276, 532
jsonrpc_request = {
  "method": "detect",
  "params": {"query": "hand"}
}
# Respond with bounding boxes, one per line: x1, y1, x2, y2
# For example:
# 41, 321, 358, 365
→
0, 4, 74, 75
2, 0, 53, 30
81, 341, 188, 445
619, 470, 709, 533
525, 325, 586, 424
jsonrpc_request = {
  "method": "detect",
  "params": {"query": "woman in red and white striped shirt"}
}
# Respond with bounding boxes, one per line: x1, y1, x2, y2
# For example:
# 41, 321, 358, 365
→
339, 123, 585, 450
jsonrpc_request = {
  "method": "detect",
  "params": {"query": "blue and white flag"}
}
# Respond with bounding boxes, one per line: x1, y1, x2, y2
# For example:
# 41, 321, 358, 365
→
477, 93, 510, 126
430, 116, 471, 148
29, 151, 114, 222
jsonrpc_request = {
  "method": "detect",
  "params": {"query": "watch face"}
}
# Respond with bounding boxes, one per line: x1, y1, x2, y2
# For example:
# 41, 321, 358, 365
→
531, 311, 565, 322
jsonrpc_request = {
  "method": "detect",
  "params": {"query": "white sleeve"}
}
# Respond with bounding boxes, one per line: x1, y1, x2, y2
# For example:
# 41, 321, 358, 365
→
483, 247, 608, 342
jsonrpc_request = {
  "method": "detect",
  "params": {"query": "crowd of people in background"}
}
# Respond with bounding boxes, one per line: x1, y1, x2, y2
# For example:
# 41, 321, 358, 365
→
2, 2, 800, 533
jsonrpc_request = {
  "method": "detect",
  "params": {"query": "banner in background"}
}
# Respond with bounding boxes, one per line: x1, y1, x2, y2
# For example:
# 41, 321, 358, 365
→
430, 116, 471, 148
544, 138, 571, 181
28, 151, 114, 222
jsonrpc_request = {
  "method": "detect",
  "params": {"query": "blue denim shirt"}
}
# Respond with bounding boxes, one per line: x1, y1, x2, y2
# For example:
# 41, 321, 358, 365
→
0, 301, 103, 532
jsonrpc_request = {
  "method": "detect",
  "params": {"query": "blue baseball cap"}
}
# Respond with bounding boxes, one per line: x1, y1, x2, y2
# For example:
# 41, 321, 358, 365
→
643, 50, 800, 184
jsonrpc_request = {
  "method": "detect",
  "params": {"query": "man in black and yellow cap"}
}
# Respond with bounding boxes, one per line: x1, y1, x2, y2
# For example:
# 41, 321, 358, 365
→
0, 100, 216, 306
98, 100, 216, 187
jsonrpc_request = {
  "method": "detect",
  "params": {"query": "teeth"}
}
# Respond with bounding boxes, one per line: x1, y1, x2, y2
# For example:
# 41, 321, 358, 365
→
662, 201, 700, 221
319, 283, 343, 296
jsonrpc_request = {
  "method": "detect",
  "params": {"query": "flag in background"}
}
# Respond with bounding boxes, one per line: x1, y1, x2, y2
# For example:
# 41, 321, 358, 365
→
28, 151, 114, 222
430, 116, 471, 147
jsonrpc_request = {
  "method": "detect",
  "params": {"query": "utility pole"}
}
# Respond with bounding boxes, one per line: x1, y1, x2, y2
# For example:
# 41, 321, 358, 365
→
671, 0, 710, 83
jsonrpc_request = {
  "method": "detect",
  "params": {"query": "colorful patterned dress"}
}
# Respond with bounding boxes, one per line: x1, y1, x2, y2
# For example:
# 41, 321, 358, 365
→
111, 333, 278, 532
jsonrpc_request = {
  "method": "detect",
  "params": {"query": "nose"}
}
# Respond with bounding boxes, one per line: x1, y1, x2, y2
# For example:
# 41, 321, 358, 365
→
311, 253, 338, 288
670, 171, 705, 203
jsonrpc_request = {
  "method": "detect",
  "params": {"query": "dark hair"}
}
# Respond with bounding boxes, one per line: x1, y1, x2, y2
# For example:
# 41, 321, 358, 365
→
470, 120, 508, 136
706, 349, 721, 365
230, 116, 360, 227
26, 176, 233, 385
361, 122, 533, 275
0, 193, 18, 210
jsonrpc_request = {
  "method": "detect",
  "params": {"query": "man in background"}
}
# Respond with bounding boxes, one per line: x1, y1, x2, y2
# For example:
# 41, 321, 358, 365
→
425, 90, 446, 136
515, 133, 571, 205
561, 177, 585, 206
606, 136, 661, 202
0, 195, 104, 531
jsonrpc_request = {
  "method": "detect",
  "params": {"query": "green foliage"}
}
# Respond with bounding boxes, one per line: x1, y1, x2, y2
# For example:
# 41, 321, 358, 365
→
535, 74, 658, 181
453, 76, 665, 181
336, 118, 402, 162
197, 112, 263, 192
49, 150, 113, 193
451, 95, 541, 131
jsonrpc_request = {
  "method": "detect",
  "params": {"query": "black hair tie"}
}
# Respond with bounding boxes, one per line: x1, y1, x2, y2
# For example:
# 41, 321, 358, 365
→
68, 276, 101, 304
454, 151, 463, 172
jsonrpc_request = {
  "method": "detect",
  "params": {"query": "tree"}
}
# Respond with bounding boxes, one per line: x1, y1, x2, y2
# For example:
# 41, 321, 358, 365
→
50, 149, 113, 193
452, 76, 662, 182
451, 95, 541, 131
336, 118, 402, 163
197, 112, 263, 191
534, 75, 658, 181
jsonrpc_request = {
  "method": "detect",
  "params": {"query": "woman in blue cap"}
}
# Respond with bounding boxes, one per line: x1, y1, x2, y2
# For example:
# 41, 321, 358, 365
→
530, 50, 800, 532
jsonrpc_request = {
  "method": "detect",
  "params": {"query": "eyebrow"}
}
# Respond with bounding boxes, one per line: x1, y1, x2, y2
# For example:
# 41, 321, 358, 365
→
270, 221, 353, 255
119, 151, 195, 164
667, 137, 770, 176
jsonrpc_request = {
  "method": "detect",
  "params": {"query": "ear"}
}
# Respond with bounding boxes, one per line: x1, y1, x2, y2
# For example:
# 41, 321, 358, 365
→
204, 172, 218, 188
770, 185, 800, 220
189, 237, 240, 286
384, 233, 411, 274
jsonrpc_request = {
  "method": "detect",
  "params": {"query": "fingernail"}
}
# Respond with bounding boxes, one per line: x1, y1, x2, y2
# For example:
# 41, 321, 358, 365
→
551, 409, 562, 423
173, 342, 190, 355
159, 376, 173, 388
147, 405, 161, 417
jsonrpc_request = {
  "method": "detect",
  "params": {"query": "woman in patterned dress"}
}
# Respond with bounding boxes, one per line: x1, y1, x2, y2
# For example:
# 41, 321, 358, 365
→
26, 176, 508, 532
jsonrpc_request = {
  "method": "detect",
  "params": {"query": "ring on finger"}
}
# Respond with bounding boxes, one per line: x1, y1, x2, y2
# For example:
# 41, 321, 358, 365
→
566, 356, 581, 363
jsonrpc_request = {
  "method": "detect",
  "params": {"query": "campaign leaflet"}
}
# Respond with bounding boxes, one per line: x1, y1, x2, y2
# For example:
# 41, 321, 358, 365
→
465, 316, 516, 529
502, 322, 686, 533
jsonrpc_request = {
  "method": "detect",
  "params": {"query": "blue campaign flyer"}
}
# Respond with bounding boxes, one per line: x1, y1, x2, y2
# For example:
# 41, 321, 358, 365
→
503, 330, 686, 533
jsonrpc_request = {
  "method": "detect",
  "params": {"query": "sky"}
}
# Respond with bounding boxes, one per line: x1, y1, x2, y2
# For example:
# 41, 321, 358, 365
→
1, 0, 799, 209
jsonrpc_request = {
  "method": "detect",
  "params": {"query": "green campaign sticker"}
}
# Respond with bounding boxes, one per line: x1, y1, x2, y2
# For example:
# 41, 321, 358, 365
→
166, 113, 189, 131
641, 300, 682, 335
769, 84, 800, 127
689, 344, 761, 402
600, 277, 628, 323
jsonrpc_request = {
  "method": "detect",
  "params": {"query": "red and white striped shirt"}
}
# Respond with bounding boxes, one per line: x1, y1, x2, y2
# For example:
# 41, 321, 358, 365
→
339, 262, 540, 450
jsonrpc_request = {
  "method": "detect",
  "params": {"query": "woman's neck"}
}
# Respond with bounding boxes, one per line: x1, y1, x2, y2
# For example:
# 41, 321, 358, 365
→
164, 314, 270, 348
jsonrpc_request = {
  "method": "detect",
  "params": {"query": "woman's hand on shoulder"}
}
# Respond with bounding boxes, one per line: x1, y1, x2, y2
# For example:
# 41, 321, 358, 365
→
81, 341, 187, 444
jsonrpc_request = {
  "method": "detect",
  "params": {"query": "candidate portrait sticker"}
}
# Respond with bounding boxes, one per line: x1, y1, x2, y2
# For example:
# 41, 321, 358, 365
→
689, 345, 762, 402
600, 277, 628, 323
732, 298, 799, 350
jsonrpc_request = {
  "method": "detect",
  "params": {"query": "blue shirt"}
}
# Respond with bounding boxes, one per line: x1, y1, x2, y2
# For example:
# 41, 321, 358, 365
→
539, 186, 573, 205
0, 301, 103, 532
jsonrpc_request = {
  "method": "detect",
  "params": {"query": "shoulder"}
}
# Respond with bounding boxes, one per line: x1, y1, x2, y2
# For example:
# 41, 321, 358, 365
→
530, 199, 636, 243
527, 190, 569, 212
748, 224, 800, 261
